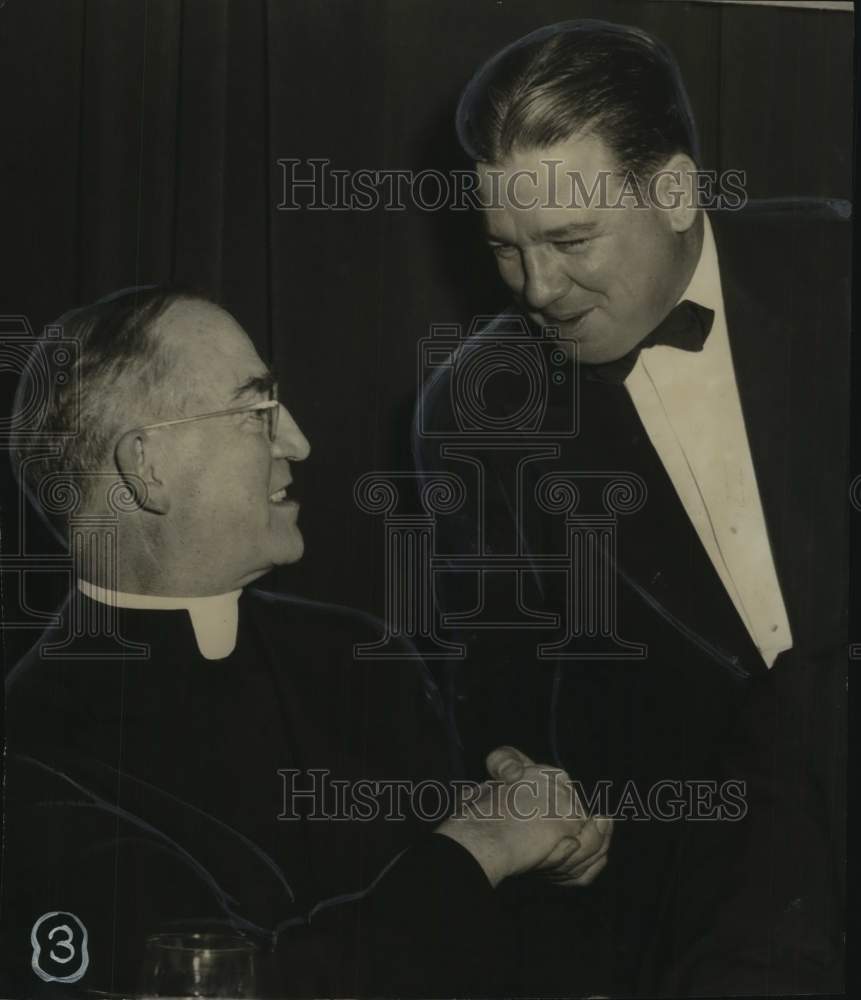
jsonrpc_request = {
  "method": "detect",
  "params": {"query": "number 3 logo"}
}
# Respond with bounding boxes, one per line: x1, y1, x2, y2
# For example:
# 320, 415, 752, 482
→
31, 911, 89, 983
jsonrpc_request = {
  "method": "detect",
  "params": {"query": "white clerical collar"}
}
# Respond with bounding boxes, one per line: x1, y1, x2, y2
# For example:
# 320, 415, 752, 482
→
676, 212, 721, 314
78, 579, 241, 661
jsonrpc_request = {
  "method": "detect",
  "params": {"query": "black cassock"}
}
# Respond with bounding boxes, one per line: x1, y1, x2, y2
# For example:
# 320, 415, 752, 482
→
2, 588, 506, 998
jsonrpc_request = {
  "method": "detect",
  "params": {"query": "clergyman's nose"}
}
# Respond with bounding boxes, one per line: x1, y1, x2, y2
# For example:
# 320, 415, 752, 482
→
273, 404, 311, 461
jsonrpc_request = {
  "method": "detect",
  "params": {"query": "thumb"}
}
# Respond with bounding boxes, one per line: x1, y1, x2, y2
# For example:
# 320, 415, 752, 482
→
486, 745, 536, 782
594, 815, 614, 838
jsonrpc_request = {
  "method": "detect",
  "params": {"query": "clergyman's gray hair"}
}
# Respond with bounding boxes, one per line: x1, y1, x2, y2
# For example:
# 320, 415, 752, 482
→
10, 285, 211, 525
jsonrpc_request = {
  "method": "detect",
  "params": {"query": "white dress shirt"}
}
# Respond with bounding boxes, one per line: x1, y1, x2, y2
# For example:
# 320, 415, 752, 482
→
623, 215, 792, 668
78, 579, 241, 660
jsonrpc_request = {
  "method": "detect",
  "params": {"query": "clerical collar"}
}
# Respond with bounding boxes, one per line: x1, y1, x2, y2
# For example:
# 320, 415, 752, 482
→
78, 579, 241, 661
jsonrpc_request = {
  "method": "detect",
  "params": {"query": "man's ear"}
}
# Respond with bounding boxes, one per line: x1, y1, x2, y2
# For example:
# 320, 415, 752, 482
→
651, 153, 699, 233
115, 429, 170, 514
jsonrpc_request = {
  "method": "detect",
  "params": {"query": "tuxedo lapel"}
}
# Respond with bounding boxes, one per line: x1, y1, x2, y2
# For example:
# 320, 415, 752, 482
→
450, 310, 769, 674
709, 210, 850, 661
512, 357, 766, 676
711, 219, 790, 591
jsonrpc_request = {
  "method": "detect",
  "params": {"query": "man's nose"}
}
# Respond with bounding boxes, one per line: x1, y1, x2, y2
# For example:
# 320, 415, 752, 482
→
521, 248, 569, 313
272, 404, 311, 461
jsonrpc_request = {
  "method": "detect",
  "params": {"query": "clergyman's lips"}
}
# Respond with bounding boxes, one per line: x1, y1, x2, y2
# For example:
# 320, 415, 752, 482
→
268, 480, 294, 504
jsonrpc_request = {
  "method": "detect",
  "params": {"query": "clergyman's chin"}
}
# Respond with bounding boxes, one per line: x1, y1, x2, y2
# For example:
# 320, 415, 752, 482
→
275, 535, 305, 567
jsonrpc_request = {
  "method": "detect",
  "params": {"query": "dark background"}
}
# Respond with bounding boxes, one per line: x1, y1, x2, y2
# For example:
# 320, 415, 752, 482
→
0, 1, 856, 994
0, 0, 853, 647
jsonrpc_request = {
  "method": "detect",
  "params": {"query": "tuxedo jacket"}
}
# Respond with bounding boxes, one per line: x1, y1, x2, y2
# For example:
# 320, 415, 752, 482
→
1, 588, 506, 998
413, 206, 850, 995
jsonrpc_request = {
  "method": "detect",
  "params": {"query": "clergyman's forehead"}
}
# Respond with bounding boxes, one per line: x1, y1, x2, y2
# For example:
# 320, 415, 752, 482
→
154, 299, 271, 407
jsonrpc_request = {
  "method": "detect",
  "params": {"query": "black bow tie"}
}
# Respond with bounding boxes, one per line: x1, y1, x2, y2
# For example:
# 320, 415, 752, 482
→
582, 300, 715, 385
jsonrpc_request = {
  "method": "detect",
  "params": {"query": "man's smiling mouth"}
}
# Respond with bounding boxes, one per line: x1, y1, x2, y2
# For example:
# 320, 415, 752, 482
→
550, 307, 593, 327
530, 306, 594, 338
269, 486, 291, 504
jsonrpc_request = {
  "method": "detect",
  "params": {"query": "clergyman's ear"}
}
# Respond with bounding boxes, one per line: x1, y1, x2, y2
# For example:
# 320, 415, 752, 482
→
115, 428, 170, 514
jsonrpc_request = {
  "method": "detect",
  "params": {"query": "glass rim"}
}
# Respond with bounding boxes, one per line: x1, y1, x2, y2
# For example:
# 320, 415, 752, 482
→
144, 930, 259, 953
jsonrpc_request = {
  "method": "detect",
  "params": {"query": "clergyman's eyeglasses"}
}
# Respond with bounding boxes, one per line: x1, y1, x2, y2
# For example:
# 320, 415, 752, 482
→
134, 396, 280, 442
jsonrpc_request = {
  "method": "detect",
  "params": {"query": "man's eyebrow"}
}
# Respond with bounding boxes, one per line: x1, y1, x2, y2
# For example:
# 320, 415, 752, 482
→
541, 221, 599, 239
485, 221, 599, 244
232, 370, 277, 400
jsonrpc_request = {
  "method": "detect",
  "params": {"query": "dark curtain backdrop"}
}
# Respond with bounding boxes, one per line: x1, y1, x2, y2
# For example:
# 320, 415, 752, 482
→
0, 0, 853, 662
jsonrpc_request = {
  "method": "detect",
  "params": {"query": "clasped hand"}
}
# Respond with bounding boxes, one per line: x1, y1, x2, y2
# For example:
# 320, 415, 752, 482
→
436, 745, 613, 889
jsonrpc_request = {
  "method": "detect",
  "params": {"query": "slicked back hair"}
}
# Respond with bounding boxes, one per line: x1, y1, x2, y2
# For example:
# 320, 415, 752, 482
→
456, 19, 700, 178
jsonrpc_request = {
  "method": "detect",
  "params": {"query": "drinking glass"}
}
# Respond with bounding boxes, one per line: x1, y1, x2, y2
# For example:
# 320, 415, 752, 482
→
137, 931, 260, 998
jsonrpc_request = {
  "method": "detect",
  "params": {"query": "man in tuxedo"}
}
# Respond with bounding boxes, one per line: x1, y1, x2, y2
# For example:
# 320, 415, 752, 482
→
2, 287, 612, 997
415, 20, 848, 996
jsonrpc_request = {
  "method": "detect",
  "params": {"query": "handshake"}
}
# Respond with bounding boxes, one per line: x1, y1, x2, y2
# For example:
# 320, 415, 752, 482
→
436, 746, 613, 889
